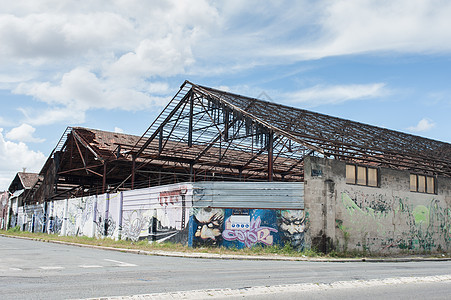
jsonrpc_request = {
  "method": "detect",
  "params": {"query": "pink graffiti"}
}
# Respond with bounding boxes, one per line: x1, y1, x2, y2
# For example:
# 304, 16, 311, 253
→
222, 216, 278, 248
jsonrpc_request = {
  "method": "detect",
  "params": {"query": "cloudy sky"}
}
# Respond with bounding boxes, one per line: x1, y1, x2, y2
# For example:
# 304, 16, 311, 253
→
1, 0, 450, 190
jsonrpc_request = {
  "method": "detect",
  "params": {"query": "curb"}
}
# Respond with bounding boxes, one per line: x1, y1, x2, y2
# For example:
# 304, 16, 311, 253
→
2, 233, 450, 263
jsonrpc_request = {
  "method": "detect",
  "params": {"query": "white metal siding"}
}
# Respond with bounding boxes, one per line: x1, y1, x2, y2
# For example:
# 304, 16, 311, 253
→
192, 181, 304, 209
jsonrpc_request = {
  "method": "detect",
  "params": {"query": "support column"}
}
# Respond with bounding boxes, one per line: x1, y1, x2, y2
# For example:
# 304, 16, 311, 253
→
131, 154, 136, 189
117, 192, 123, 240
188, 92, 194, 147
189, 163, 194, 182
268, 131, 274, 182
104, 193, 110, 236
159, 127, 163, 153
102, 161, 107, 194
62, 198, 68, 236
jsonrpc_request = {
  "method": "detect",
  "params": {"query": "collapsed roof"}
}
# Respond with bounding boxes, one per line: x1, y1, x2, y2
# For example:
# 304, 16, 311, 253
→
128, 81, 451, 180
25, 81, 451, 202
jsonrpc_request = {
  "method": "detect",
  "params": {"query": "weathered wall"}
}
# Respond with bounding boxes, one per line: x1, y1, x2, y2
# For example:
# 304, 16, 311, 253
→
22, 203, 45, 232
64, 196, 97, 237
0, 191, 9, 229
13, 181, 306, 251
304, 156, 451, 254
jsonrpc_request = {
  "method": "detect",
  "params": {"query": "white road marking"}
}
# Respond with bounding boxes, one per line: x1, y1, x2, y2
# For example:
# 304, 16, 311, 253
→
9, 267, 22, 271
79, 265, 103, 268
88, 274, 451, 299
39, 266, 64, 270
104, 259, 137, 267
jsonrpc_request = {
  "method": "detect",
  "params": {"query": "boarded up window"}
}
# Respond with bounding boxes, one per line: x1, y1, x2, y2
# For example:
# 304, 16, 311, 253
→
347, 164, 378, 187
427, 176, 435, 194
418, 175, 426, 193
410, 174, 436, 194
410, 174, 417, 191
346, 164, 356, 184
357, 166, 367, 185
368, 168, 378, 187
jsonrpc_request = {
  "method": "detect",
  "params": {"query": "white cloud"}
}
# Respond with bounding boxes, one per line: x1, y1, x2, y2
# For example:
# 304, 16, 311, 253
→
0, 128, 46, 190
262, 1, 451, 61
1, 0, 218, 126
0, 12, 133, 62
107, 36, 195, 78
14, 68, 170, 125
2, 0, 451, 128
0, 116, 12, 127
283, 83, 388, 107
18, 106, 86, 126
407, 118, 436, 132
114, 127, 124, 134
6, 124, 45, 143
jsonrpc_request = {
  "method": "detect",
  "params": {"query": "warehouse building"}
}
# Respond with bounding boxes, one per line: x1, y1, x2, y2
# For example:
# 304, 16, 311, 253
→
14, 81, 451, 254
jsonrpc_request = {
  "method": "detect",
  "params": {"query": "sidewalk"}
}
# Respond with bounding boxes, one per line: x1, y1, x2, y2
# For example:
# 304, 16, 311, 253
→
2, 233, 450, 263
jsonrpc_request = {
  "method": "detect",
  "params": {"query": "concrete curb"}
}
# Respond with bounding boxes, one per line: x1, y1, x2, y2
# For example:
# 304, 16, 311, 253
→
2, 233, 450, 263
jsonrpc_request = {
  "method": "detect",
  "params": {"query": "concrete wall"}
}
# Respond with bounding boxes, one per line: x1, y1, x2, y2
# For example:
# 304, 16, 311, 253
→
304, 156, 451, 254
0, 191, 9, 229
22, 203, 45, 232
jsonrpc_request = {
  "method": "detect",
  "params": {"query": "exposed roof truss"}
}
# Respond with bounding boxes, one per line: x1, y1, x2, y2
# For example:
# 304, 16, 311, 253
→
129, 81, 451, 180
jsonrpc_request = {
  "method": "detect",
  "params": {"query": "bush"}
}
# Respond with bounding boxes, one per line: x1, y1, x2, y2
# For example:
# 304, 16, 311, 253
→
7, 226, 21, 233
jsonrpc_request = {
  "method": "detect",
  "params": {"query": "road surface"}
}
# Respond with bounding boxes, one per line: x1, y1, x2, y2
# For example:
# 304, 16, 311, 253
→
0, 236, 450, 299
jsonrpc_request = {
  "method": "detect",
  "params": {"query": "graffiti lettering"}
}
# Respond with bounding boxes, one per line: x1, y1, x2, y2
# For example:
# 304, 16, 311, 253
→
159, 187, 187, 206
223, 216, 277, 248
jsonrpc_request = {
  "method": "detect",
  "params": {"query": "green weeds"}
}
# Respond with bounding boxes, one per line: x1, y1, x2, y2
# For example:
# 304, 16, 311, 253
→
1, 230, 448, 258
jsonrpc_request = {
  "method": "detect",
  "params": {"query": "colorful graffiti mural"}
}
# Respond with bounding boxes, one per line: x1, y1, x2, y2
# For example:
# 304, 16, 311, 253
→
223, 216, 277, 248
189, 208, 306, 250
190, 208, 224, 247
277, 210, 306, 251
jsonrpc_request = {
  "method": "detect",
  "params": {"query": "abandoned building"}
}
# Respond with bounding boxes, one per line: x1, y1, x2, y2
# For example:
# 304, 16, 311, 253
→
5, 172, 40, 230
7, 80, 451, 254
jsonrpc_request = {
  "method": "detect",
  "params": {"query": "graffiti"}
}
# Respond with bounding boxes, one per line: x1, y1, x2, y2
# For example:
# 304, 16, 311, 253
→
223, 216, 278, 248
191, 208, 224, 247
277, 210, 306, 251
33, 211, 46, 233
413, 205, 429, 227
122, 210, 149, 241
159, 187, 187, 206
189, 208, 305, 249
95, 216, 116, 237
65, 196, 96, 236
49, 216, 63, 234
340, 191, 451, 253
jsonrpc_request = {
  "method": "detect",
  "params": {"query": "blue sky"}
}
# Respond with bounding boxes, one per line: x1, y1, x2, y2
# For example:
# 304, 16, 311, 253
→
1, 0, 450, 190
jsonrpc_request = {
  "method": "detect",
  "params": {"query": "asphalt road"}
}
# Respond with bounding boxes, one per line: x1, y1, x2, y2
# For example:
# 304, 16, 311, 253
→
0, 236, 450, 299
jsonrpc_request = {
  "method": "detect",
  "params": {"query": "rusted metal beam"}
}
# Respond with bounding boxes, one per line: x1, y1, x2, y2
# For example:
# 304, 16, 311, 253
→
268, 131, 273, 182
131, 154, 136, 189
102, 162, 107, 194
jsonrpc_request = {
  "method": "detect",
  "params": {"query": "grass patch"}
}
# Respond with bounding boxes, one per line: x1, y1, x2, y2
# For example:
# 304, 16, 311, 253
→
1, 230, 448, 259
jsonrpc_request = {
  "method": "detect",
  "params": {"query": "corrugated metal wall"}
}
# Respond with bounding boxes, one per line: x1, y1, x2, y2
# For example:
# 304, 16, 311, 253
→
192, 182, 304, 209
122, 183, 193, 210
